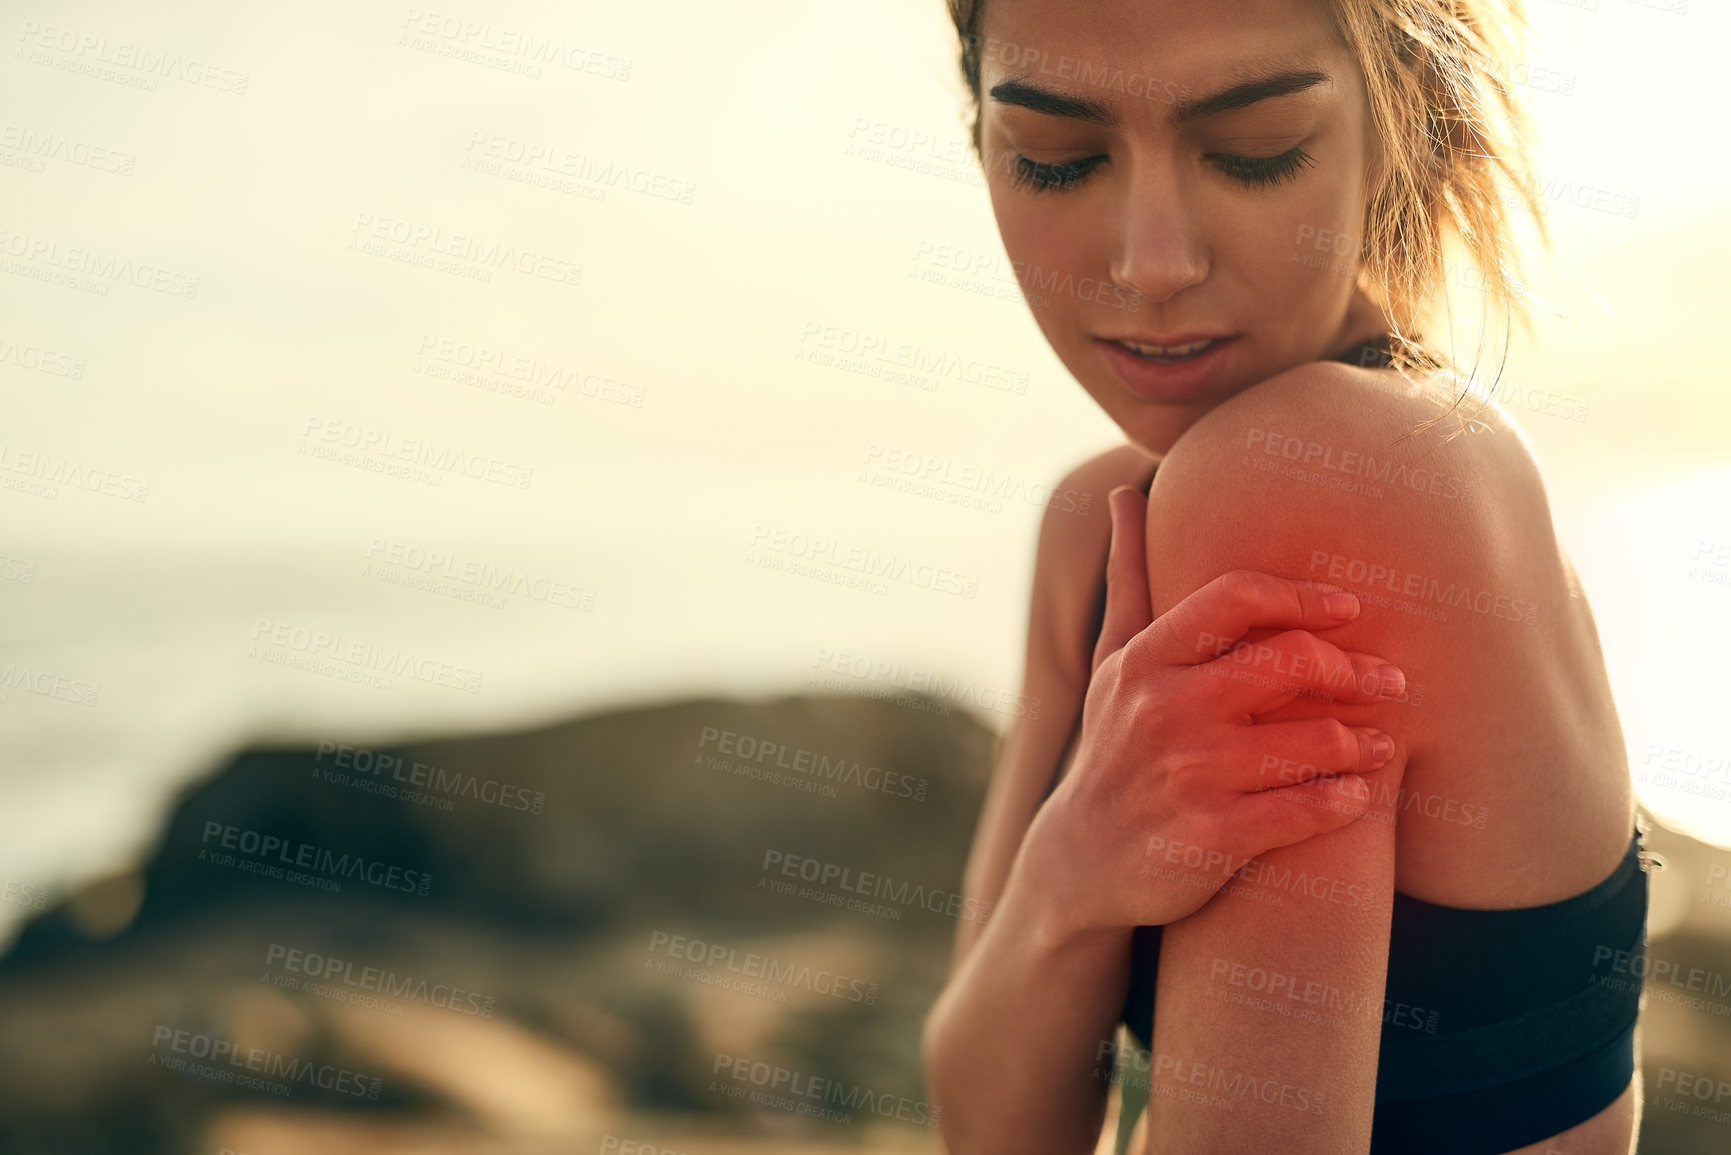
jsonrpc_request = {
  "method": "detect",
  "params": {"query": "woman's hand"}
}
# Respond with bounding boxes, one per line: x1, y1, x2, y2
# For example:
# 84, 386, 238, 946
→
1016, 484, 1405, 939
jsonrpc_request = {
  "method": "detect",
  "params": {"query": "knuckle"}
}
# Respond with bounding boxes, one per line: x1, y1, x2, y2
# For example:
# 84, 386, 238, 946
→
1187, 810, 1227, 856
1095, 660, 1131, 707
1155, 738, 1209, 786
1174, 663, 1225, 710
1217, 569, 1260, 608
1119, 628, 1152, 669
1122, 689, 1155, 731
1326, 719, 1359, 764
1290, 629, 1331, 665
1138, 616, 1171, 657
1145, 693, 1181, 731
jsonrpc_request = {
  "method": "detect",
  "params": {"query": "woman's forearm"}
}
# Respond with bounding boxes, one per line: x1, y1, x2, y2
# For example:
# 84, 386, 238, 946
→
1141, 767, 1402, 1155
923, 849, 1135, 1155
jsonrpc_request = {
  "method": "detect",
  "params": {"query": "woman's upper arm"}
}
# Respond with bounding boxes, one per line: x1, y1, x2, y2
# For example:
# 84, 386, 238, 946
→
1131, 364, 1515, 1152
950, 445, 1151, 970
1144, 789, 1401, 1153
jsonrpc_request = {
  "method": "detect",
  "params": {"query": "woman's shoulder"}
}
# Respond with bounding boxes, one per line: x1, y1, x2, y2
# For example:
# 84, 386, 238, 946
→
1185, 357, 1537, 467
1037, 443, 1159, 567
1138, 357, 1570, 748
1054, 441, 1162, 496
1025, 444, 1158, 687
1151, 359, 1632, 903
1158, 358, 1556, 555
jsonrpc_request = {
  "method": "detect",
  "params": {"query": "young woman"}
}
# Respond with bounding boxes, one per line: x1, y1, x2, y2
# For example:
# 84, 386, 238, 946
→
920, 1, 1647, 1153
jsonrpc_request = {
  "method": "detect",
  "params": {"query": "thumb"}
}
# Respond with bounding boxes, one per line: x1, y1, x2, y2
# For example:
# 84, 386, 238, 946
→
1092, 485, 1154, 676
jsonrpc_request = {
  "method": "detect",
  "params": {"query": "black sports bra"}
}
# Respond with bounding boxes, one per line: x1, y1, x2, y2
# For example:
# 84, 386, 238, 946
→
1112, 837, 1647, 1154
1048, 337, 1650, 1154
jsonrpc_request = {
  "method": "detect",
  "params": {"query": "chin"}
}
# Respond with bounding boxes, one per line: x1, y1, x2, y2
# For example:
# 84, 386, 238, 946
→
1105, 409, 1186, 460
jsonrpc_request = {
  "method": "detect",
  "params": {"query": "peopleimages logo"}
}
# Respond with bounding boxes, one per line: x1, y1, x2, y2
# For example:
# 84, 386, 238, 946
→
313, 741, 545, 814
747, 525, 979, 599
759, 850, 992, 922
910, 239, 1144, 313
301, 416, 534, 490
0, 331, 87, 377
16, 21, 251, 94
397, 9, 633, 80
647, 931, 880, 1004
263, 943, 496, 1017
1242, 428, 1476, 504
711, 1052, 940, 1128
861, 444, 1088, 513
810, 646, 1040, 719
1307, 551, 1539, 627
0, 660, 99, 706
0, 878, 48, 910
0, 228, 199, 298
959, 34, 1192, 106
347, 211, 583, 287
413, 334, 645, 407
199, 821, 432, 897
0, 442, 149, 502
150, 1026, 380, 1098
248, 618, 484, 694
363, 538, 594, 611
696, 726, 929, 802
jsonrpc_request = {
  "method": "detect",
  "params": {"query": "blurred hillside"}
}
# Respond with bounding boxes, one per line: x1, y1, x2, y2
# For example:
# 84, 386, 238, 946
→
0, 694, 992, 1155
0, 694, 1727, 1153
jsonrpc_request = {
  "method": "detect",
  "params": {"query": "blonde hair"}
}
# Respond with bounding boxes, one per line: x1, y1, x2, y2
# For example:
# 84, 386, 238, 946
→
945, 0, 1547, 380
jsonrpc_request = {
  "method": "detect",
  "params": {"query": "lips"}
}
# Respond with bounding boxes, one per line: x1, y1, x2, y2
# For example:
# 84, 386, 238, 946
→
1111, 335, 1227, 362
1096, 334, 1238, 401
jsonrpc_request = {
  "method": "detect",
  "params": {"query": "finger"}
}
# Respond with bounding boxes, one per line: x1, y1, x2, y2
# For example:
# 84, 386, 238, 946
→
1136, 570, 1363, 669
1260, 649, 1406, 709
1092, 485, 1154, 677
1227, 771, 1377, 851
1210, 720, 1394, 794
1194, 630, 1406, 713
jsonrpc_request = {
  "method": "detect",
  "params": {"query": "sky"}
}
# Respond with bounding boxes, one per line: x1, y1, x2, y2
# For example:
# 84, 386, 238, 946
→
0, 0, 1726, 945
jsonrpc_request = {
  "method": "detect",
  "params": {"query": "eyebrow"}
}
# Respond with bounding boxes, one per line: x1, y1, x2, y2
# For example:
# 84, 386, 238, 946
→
987, 68, 1332, 127
1177, 69, 1331, 122
988, 78, 1117, 125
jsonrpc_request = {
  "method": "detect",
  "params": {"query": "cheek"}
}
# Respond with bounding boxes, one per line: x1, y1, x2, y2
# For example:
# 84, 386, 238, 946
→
1228, 178, 1364, 310
989, 185, 1103, 337
991, 187, 1082, 274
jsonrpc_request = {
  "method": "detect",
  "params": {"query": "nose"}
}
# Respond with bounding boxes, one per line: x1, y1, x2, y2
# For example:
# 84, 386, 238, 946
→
1107, 155, 1209, 306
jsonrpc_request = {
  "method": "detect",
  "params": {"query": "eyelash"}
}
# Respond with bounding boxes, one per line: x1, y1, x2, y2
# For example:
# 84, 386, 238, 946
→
1009, 156, 1101, 193
1212, 146, 1317, 188
1009, 146, 1316, 194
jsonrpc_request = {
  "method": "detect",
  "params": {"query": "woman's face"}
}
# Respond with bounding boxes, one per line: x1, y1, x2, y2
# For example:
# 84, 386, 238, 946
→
977, 0, 1385, 455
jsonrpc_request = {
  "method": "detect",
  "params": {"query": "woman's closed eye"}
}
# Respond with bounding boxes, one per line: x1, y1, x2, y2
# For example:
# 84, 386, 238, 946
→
1006, 144, 1317, 194
1009, 154, 1107, 194
1207, 145, 1316, 188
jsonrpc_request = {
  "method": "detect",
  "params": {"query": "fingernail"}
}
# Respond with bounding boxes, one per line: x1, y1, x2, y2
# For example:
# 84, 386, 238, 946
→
1370, 733, 1393, 767
1324, 591, 1360, 620
1377, 665, 1405, 698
